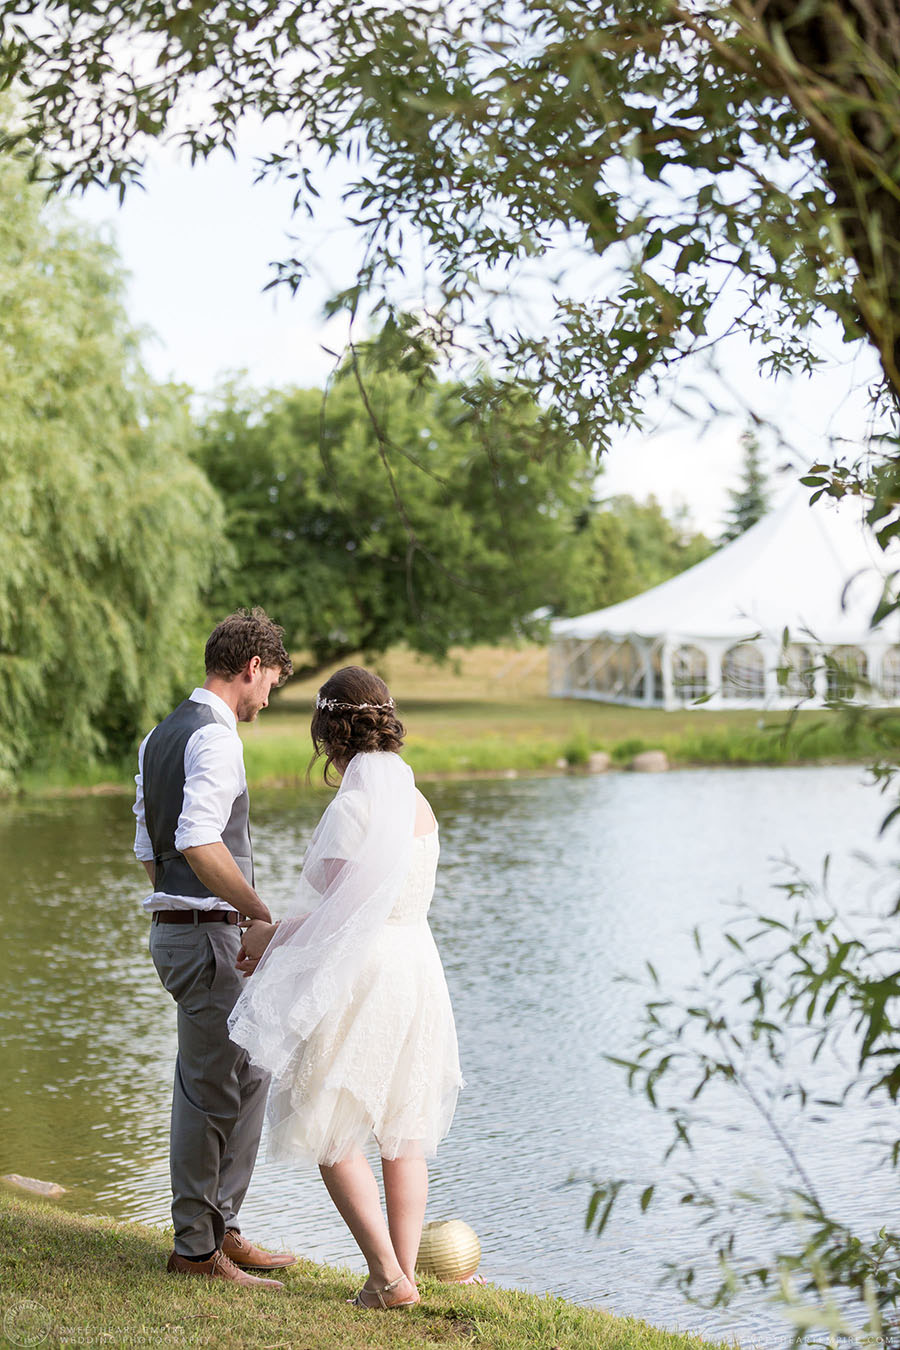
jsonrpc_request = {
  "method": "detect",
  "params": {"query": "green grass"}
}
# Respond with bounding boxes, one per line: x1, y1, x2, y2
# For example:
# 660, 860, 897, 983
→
238, 704, 900, 785
0, 1192, 731, 1349
230, 645, 900, 783
16, 757, 136, 796
238, 718, 900, 786
12, 644, 900, 796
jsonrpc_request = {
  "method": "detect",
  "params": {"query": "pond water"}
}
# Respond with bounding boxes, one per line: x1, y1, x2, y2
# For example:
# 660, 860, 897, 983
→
2, 766, 898, 1348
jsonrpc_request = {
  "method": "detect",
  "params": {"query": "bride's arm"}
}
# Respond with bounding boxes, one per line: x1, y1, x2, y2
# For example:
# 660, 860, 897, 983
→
236, 794, 360, 975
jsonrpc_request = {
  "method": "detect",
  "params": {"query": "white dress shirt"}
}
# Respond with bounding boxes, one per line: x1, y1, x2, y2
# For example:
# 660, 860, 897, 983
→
133, 687, 247, 913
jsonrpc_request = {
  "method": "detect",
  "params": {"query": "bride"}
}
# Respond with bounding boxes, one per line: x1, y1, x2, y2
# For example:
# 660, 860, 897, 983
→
227, 666, 463, 1310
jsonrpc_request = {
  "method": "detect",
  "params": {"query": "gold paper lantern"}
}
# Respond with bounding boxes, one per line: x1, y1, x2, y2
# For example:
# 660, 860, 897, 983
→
416, 1219, 481, 1282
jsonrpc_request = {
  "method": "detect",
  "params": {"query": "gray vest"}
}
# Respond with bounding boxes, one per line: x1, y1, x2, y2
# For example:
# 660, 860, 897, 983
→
142, 698, 253, 899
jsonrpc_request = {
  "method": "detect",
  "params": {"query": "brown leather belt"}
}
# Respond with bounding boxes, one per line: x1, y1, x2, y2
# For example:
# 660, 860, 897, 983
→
152, 910, 241, 925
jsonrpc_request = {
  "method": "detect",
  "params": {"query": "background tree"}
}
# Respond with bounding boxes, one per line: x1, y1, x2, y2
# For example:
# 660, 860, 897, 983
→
196, 361, 708, 669
721, 429, 771, 543
0, 143, 225, 786
581, 495, 713, 612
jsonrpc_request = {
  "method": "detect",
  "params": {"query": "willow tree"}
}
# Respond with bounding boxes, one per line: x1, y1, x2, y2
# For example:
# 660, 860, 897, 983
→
0, 143, 225, 784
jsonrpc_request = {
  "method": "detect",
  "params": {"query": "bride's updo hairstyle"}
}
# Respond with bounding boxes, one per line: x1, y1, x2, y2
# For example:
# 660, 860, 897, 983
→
310, 665, 406, 784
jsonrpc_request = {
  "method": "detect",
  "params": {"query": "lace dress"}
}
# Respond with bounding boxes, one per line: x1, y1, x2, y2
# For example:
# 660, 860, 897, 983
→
264, 824, 463, 1165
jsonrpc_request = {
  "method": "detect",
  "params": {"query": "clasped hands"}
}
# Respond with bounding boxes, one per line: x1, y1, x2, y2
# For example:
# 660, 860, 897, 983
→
236, 918, 278, 977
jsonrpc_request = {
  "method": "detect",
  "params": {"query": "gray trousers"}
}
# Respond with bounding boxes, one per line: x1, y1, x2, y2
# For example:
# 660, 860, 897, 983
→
149, 920, 269, 1257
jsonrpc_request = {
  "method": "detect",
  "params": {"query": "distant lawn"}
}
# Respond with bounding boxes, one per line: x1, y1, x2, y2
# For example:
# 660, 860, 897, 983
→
237, 643, 900, 785
15, 644, 900, 795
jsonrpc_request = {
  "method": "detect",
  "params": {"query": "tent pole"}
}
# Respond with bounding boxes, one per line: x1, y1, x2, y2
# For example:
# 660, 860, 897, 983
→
763, 640, 781, 708
640, 640, 654, 706
661, 640, 674, 710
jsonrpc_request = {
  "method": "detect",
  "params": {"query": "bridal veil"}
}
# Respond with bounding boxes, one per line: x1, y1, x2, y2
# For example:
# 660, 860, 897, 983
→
227, 750, 417, 1078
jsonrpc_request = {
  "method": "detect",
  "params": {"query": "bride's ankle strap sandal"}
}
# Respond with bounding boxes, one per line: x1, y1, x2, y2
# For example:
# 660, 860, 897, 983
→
349, 1274, 420, 1310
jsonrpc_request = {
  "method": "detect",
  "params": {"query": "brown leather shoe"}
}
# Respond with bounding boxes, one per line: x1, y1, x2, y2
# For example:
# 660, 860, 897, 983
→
167, 1248, 285, 1289
221, 1229, 297, 1272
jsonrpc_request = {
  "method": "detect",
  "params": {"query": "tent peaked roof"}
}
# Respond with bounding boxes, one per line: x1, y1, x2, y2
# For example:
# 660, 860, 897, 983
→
553, 488, 900, 647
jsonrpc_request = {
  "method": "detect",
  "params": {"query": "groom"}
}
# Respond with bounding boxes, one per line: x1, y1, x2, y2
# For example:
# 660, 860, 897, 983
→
133, 608, 296, 1289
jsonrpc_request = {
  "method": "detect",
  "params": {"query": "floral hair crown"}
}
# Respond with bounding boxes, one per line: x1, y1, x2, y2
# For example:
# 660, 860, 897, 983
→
315, 693, 395, 713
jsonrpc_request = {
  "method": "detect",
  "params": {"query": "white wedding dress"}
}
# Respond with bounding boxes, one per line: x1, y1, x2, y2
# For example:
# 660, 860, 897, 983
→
263, 821, 463, 1165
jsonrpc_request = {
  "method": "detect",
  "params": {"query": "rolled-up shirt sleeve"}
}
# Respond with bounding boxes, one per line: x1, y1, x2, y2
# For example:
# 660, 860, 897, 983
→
174, 722, 246, 852
133, 733, 154, 862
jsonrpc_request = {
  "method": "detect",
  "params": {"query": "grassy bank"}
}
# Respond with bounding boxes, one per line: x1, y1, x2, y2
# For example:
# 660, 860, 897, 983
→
238, 644, 900, 786
0, 1192, 727, 1349
16, 644, 900, 795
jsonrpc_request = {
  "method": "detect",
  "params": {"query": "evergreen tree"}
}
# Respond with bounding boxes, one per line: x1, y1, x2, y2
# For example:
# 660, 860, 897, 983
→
721, 431, 771, 543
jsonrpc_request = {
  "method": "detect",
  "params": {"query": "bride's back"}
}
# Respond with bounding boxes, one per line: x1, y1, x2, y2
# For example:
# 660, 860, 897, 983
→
385, 829, 440, 926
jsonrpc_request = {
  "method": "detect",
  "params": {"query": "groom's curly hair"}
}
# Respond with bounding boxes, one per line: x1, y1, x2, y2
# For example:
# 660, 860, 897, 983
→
310, 666, 405, 785
205, 607, 293, 684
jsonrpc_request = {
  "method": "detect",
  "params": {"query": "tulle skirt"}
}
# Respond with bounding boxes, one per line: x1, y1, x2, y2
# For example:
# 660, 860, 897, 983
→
264, 920, 463, 1165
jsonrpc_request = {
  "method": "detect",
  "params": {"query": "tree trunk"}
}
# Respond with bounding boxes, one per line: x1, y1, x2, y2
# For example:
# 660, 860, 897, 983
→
753, 0, 900, 402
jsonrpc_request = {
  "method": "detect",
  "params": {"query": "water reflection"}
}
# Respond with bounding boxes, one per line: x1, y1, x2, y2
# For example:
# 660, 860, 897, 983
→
1, 767, 894, 1346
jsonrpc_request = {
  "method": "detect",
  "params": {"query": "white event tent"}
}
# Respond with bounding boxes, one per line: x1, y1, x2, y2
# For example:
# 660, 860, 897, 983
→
549, 488, 900, 710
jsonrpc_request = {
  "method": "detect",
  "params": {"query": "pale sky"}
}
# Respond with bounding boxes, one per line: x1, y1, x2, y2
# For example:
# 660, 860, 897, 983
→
72, 135, 882, 539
